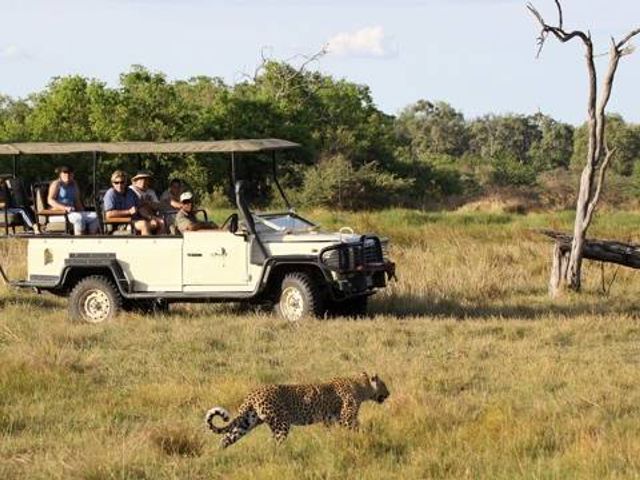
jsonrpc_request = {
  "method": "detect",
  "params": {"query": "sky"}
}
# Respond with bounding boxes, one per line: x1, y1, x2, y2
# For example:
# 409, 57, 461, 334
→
0, 0, 639, 124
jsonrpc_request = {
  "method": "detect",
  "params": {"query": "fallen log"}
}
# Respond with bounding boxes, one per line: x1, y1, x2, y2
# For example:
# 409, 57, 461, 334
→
540, 229, 640, 270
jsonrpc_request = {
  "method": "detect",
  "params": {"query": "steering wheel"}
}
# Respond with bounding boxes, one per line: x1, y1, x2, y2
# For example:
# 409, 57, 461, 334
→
221, 213, 239, 233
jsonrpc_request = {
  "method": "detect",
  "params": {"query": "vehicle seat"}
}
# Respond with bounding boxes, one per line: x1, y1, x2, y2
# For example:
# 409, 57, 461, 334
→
98, 189, 133, 235
32, 182, 70, 234
0, 175, 24, 235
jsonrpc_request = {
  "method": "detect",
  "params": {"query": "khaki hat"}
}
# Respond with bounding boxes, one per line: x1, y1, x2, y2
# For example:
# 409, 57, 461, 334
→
180, 191, 194, 202
131, 171, 153, 182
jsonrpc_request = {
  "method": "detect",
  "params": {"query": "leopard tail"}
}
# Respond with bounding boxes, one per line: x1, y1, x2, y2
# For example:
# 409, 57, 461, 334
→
204, 407, 232, 434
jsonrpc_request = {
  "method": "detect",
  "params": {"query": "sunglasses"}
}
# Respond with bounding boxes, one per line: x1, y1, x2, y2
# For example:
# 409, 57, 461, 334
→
112, 181, 125, 185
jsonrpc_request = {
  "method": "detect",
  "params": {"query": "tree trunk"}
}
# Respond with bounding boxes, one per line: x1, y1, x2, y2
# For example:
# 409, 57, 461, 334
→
549, 242, 569, 297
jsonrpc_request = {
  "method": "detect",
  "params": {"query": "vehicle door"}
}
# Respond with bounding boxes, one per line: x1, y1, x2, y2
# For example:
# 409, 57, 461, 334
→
182, 231, 249, 288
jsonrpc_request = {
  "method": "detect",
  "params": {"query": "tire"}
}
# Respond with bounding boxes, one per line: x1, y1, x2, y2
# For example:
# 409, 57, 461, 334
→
328, 295, 369, 318
275, 272, 325, 322
69, 275, 122, 323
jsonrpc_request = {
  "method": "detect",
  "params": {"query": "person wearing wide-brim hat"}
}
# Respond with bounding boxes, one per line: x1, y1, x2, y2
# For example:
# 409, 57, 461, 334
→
129, 171, 165, 235
131, 171, 153, 182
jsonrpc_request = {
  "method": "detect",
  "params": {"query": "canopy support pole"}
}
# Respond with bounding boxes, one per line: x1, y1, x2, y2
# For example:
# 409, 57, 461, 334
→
231, 152, 237, 185
12, 155, 17, 177
272, 151, 291, 211
92, 151, 98, 208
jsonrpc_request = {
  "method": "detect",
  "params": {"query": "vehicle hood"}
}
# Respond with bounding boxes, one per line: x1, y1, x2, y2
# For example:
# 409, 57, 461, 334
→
262, 230, 362, 244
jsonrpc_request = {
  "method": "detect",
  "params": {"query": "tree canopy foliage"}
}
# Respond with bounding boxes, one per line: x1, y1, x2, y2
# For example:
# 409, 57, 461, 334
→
1, 64, 639, 209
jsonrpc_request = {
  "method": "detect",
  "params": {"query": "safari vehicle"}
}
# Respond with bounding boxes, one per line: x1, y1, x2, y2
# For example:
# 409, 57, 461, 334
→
0, 140, 395, 323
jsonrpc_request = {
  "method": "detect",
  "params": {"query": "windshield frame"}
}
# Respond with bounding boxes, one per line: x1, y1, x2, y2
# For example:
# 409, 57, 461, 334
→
251, 211, 317, 233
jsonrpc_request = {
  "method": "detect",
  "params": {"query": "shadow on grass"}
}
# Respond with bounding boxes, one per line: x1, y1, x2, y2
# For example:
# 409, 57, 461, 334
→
370, 294, 640, 321
2, 288, 637, 323
0, 292, 63, 311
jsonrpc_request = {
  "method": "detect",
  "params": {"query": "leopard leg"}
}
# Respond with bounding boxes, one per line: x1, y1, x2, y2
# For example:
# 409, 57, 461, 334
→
265, 417, 290, 445
220, 409, 262, 449
339, 402, 360, 430
323, 413, 339, 427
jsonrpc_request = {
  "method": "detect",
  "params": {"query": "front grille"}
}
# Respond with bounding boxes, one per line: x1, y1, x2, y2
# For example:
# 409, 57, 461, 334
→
321, 236, 386, 272
363, 239, 383, 264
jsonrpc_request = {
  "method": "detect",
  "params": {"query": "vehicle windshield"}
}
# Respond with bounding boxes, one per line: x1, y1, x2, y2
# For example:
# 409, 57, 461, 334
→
252, 213, 316, 233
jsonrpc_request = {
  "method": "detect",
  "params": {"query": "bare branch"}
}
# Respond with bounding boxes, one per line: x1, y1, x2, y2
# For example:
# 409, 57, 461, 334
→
616, 27, 640, 51
527, 1, 591, 58
527, 3, 546, 26
620, 45, 636, 57
554, 0, 563, 29
583, 146, 616, 231
284, 45, 329, 75
527, 3, 550, 57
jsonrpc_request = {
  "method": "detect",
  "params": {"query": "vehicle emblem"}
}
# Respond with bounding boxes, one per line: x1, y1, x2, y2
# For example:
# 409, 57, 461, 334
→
44, 249, 53, 265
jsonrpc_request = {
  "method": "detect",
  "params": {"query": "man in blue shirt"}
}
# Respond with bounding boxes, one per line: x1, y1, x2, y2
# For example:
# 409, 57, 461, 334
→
103, 170, 139, 232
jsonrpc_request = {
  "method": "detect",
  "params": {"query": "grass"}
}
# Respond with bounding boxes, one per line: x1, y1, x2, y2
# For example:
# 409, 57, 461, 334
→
1, 209, 640, 479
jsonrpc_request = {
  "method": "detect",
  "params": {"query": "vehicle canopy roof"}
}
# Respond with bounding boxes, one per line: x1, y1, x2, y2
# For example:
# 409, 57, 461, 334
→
0, 139, 299, 155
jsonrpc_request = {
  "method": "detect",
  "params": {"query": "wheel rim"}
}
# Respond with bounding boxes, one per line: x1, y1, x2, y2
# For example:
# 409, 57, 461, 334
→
81, 289, 111, 323
280, 286, 305, 322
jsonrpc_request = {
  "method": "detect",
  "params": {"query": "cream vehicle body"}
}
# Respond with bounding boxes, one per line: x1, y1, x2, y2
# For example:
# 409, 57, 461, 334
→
0, 140, 395, 323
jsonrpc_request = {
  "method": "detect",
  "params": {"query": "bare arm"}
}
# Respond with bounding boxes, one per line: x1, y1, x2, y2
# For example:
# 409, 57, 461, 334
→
106, 207, 136, 219
47, 181, 68, 211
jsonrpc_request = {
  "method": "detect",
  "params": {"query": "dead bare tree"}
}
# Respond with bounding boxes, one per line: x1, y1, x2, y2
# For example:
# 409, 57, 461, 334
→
527, 0, 640, 296
236, 45, 329, 101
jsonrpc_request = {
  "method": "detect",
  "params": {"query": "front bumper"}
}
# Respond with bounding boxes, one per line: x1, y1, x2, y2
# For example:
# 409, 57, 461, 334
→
320, 236, 396, 295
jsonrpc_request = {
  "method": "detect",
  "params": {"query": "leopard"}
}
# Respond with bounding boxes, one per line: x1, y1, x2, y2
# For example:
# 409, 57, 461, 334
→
204, 372, 390, 448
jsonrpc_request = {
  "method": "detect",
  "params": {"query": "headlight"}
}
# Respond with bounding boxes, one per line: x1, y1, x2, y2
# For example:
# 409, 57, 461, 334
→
321, 246, 360, 271
321, 249, 341, 270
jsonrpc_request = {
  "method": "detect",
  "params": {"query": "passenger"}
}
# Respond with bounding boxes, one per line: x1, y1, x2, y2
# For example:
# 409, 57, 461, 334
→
129, 171, 165, 235
47, 165, 99, 235
175, 192, 218, 234
0, 177, 39, 233
160, 178, 184, 212
103, 170, 139, 232
160, 177, 184, 228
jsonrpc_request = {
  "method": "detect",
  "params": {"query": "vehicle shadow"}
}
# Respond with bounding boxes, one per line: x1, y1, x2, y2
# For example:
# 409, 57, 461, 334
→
369, 293, 640, 321
0, 291, 64, 311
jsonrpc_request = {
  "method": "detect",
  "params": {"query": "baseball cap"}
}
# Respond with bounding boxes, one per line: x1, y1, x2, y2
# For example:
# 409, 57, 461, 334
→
180, 191, 194, 202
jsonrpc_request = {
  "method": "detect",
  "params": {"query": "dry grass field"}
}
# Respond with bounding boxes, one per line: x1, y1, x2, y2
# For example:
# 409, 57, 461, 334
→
1, 209, 640, 479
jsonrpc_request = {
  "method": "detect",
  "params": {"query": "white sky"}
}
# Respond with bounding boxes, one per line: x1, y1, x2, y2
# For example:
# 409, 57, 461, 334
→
0, 0, 639, 124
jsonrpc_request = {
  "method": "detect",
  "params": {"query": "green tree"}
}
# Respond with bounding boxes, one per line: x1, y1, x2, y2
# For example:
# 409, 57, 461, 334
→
0, 95, 31, 142
395, 100, 468, 157
572, 114, 640, 176
528, 113, 574, 170
114, 65, 191, 141
26, 76, 100, 141
468, 114, 540, 164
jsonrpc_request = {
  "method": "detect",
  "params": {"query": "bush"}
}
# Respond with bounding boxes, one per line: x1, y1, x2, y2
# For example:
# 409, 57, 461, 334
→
300, 154, 411, 210
490, 155, 537, 187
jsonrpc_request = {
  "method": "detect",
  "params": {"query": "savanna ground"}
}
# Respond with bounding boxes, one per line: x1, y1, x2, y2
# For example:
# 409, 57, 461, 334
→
1, 209, 640, 479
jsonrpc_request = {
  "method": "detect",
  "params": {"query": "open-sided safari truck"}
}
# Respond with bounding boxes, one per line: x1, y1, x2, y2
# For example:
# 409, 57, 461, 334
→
0, 140, 395, 323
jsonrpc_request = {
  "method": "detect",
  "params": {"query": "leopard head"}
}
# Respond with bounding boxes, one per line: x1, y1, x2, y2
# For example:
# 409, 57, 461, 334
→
363, 372, 390, 403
